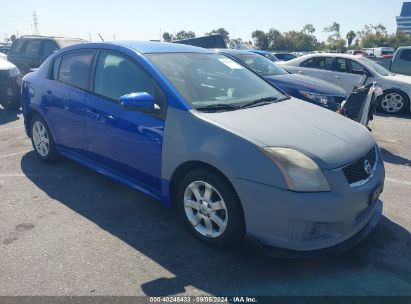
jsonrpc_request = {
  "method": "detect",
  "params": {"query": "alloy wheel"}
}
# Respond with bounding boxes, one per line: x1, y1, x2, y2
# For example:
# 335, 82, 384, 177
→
183, 181, 228, 238
32, 121, 50, 157
381, 92, 404, 113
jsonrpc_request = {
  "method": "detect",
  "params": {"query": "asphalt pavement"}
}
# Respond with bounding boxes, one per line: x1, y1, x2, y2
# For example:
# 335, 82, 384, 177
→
0, 109, 410, 296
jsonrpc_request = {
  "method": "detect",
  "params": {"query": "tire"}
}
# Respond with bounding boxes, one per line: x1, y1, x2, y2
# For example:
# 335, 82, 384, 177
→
378, 90, 409, 115
177, 169, 245, 247
30, 115, 58, 162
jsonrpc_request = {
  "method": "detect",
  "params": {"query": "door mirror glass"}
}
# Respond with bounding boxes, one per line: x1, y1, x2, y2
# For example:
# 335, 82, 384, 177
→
119, 92, 159, 113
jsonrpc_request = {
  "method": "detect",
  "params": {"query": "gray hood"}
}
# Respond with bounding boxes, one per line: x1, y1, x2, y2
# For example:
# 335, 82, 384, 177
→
200, 98, 375, 170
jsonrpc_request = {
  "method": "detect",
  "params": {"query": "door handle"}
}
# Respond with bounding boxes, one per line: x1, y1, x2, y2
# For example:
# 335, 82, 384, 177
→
86, 109, 101, 120
297, 70, 304, 74
334, 76, 343, 79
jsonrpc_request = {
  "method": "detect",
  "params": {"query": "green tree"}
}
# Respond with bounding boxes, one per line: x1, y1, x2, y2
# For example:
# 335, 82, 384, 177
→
175, 30, 196, 40
162, 32, 174, 42
251, 30, 269, 50
302, 24, 316, 35
266, 28, 282, 50
357, 24, 388, 47
206, 28, 230, 43
346, 31, 356, 47
229, 37, 243, 48
324, 22, 344, 50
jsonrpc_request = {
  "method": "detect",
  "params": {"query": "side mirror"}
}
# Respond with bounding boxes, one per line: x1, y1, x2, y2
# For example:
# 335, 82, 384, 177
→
119, 92, 160, 113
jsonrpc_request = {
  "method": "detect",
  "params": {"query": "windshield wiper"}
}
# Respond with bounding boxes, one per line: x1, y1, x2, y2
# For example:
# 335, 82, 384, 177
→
241, 96, 289, 109
195, 103, 241, 112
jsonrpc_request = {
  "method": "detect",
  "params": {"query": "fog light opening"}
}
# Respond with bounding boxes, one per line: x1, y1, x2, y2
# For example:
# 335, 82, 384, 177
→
310, 223, 326, 237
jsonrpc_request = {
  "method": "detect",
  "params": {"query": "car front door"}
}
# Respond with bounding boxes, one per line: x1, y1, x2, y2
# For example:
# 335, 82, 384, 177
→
330, 58, 366, 93
41, 50, 95, 154
84, 50, 166, 195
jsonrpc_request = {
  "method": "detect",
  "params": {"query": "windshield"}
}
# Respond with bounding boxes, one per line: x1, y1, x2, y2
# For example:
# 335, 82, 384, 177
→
146, 53, 286, 109
358, 57, 393, 76
234, 53, 288, 77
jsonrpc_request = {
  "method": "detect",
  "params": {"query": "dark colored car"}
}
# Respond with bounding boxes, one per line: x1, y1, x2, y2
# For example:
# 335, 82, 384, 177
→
273, 52, 298, 61
8, 35, 86, 75
0, 44, 11, 55
216, 49, 347, 111
248, 49, 280, 62
0, 57, 21, 110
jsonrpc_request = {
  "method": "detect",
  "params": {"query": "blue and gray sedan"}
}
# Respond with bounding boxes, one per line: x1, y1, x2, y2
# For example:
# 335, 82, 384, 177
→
21, 42, 384, 255
217, 49, 347, 111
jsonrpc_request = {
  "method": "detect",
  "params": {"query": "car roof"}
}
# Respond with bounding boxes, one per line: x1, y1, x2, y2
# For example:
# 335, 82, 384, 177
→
299, 53, 364, 60
19, 35, 85, 41
112, 41, 214, 54
213, 48, 257, 56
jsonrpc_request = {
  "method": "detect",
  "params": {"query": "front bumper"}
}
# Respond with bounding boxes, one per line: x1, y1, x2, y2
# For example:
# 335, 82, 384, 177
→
0, 75, 21, 103
231, 155, 385, 253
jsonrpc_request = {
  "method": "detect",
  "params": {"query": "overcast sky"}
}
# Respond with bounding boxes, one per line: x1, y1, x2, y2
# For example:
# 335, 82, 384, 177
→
0, 0, 407, 43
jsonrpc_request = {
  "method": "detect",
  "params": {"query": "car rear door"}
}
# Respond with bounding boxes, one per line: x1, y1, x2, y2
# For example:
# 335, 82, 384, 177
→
41, 50, 95, 154
288, 56, 336, 81
85, 50, 166, 195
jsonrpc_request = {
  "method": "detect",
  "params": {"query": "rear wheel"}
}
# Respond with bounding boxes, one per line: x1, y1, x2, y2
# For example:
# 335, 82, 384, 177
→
177, 169, 245, 247
30, 115, 58, 162
379, 90, 409, 114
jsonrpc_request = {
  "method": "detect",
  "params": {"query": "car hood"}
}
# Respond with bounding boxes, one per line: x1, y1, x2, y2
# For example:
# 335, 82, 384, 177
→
200, 98, 375, 170
0, 57, 15, 70
265, 74, 347, 96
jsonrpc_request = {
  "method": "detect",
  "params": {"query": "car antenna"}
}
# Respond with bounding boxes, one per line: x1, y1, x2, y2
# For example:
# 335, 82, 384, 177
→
98, 33, 105, 42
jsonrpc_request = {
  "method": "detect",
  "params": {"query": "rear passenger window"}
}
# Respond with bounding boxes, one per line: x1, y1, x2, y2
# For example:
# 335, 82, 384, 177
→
94, 51, 153, 101
333, 58, 348, 73
26, 40, 42, 56
400, 49, 411, 61
57, 51, 94, 90
301, 57, 333, 70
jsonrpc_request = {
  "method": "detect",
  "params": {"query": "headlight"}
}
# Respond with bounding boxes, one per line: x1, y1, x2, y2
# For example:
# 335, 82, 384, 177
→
260, 147, 330, 192
9, 66, 20, 77
298, 90, 330, 105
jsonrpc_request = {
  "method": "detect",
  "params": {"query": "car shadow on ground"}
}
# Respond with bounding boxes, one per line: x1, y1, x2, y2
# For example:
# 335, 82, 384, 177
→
20, 151, 411, 296
0, 108, 21, 125
380, 148, 411, 166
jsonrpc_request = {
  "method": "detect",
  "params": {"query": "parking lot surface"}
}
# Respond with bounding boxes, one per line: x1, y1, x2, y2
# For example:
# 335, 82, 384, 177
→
0, 109, 410, 296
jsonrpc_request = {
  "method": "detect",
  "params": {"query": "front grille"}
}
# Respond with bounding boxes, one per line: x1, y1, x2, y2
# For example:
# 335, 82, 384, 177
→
342, 147, 377, 185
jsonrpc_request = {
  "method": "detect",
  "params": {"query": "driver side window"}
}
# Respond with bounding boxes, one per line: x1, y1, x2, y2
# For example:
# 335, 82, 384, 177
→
350, 60, 368, 75
94, 51, 153, 101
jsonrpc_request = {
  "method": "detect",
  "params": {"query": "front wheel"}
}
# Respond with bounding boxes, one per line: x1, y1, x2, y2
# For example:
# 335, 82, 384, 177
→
30, 115, 58, 162
177, 169, 245, 247
379, 90, 409, 114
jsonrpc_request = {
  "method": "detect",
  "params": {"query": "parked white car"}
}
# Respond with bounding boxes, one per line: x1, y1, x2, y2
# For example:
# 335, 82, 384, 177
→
279, 53, 411, 114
